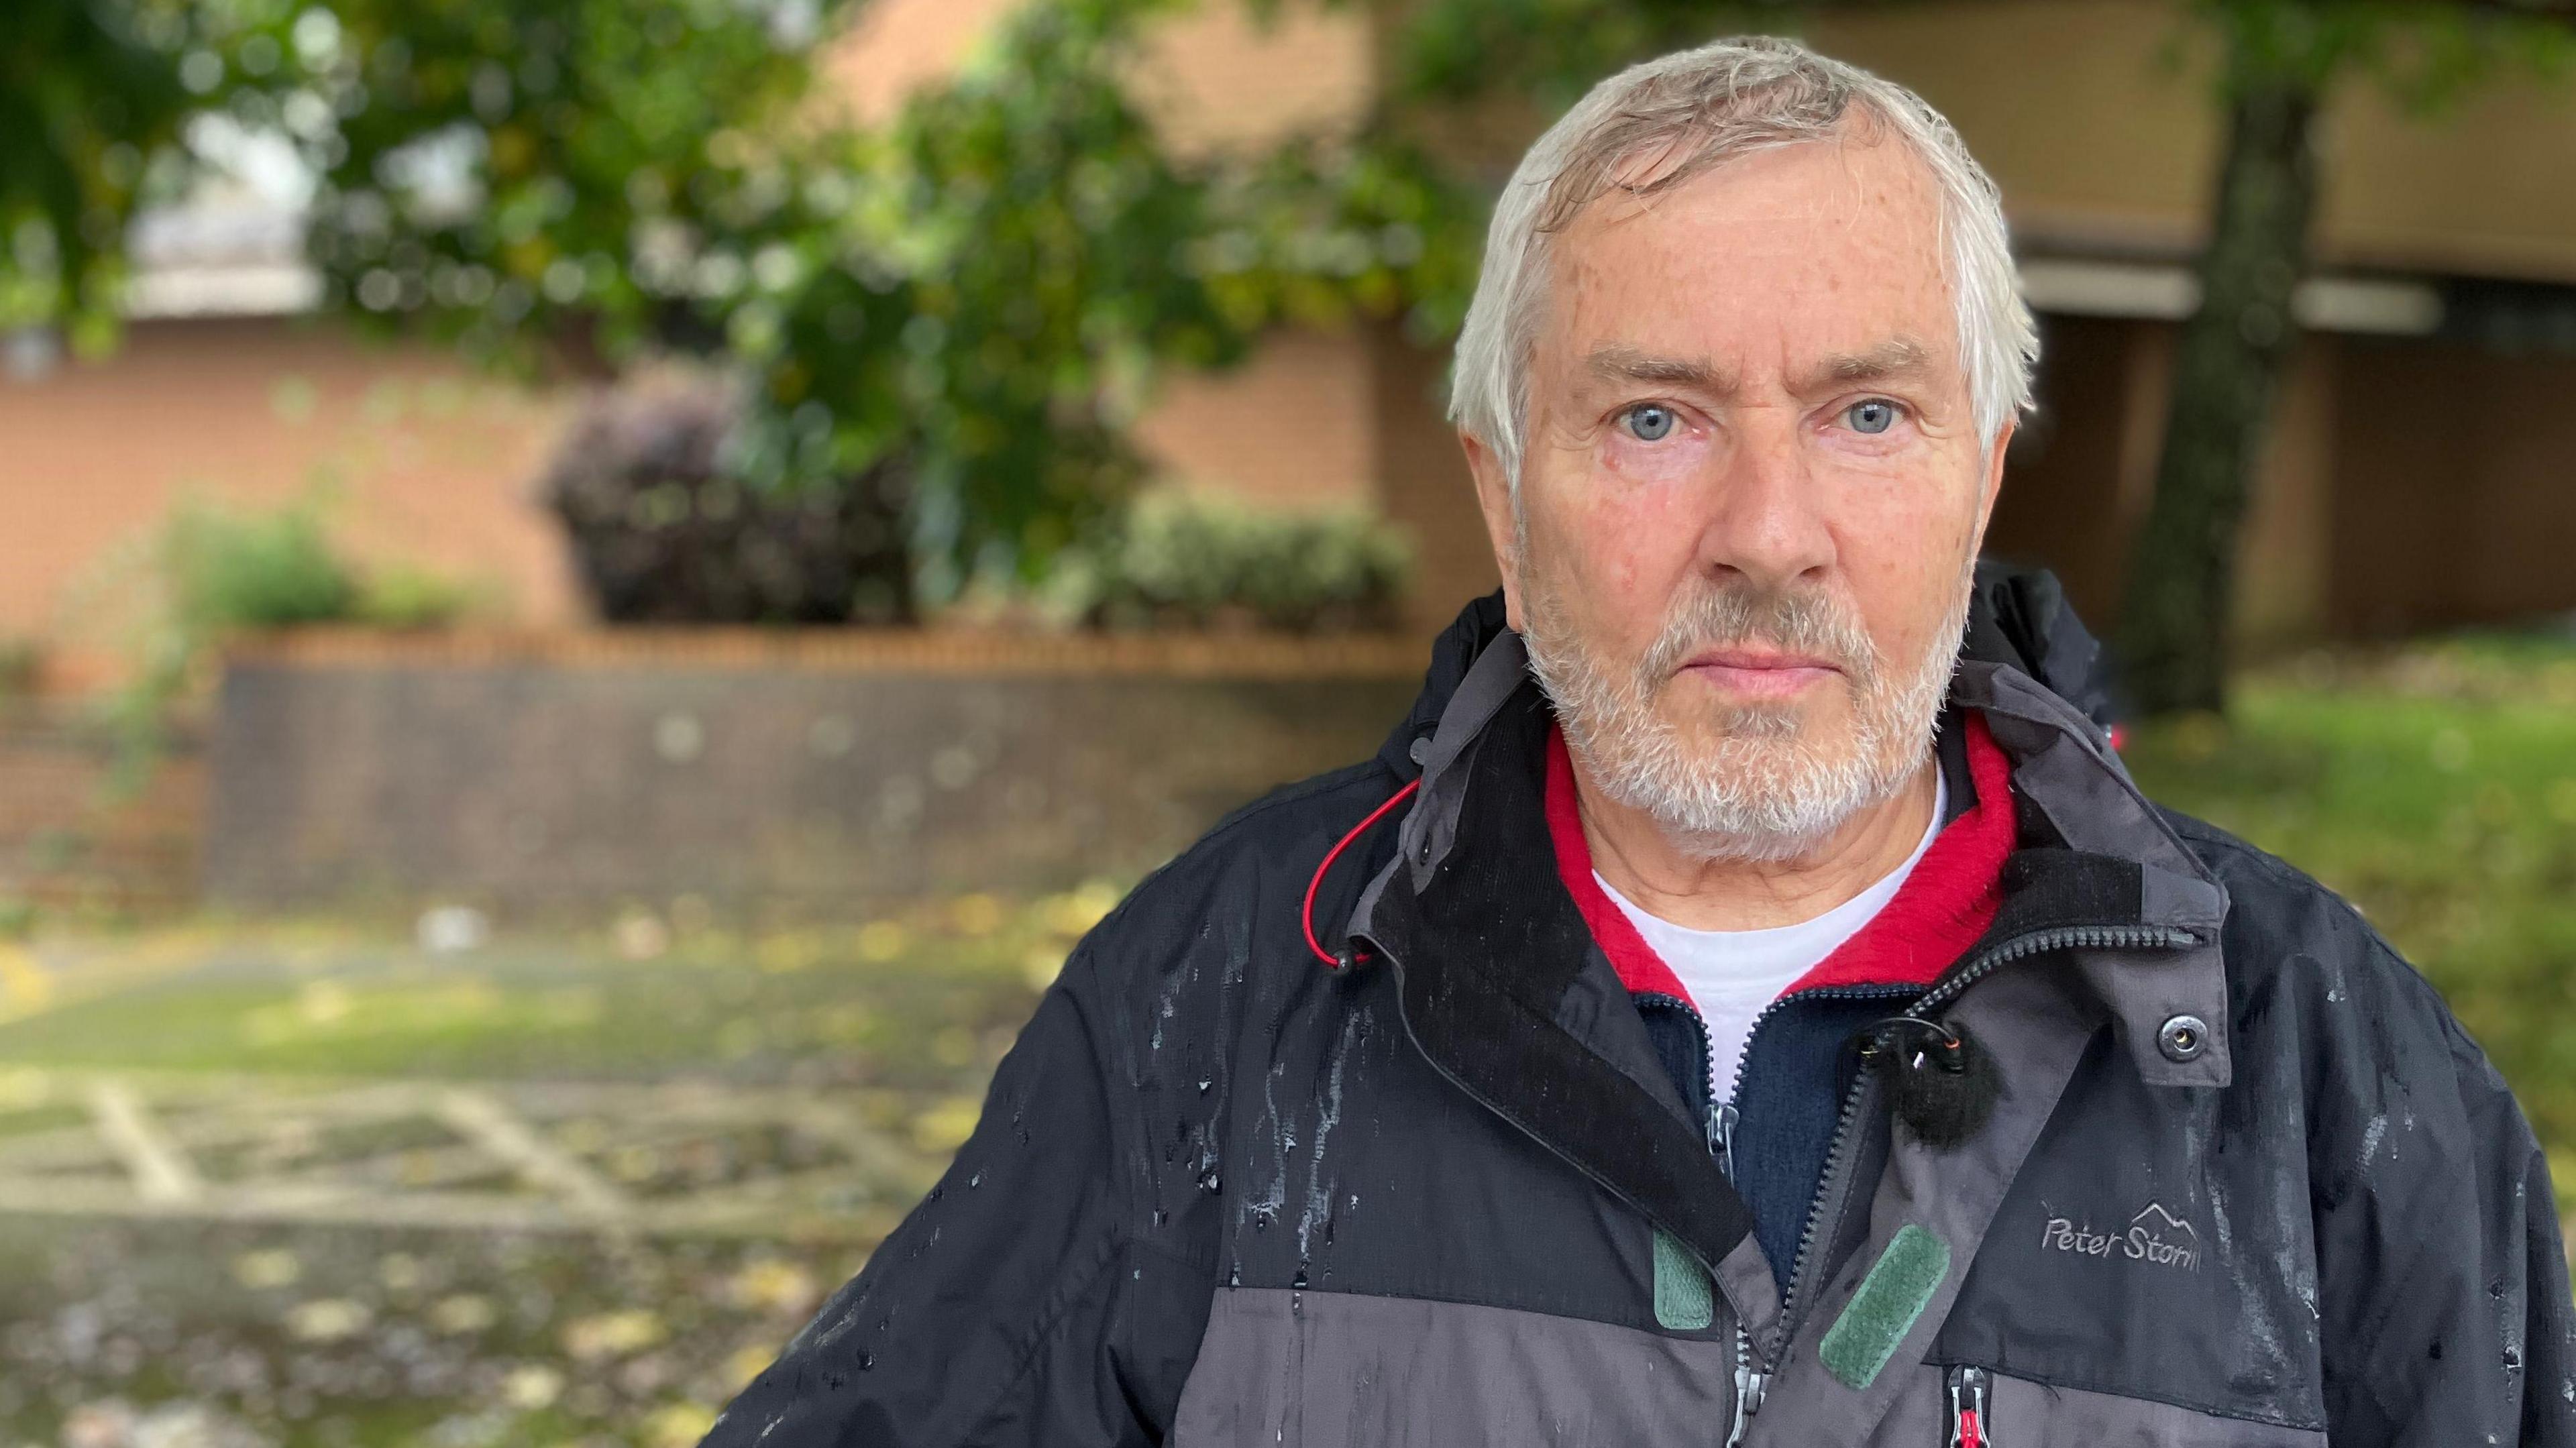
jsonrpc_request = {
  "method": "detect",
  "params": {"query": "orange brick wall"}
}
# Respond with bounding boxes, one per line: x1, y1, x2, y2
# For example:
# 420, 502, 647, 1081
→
0, 317, 579, 687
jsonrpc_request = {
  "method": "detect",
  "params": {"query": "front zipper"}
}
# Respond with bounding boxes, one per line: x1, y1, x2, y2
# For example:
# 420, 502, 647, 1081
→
1911, 924, 2199, 1017
1946, 1364, 1992, 1447
1727, 1337, 1767, 1447
1759, 922, 2201, 1367
1635, 989, 1771, 1445
1727, 984, 1909, 1369
1395, 920, 2197, 1435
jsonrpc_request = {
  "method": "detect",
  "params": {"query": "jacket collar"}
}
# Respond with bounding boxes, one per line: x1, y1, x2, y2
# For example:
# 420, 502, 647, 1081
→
1543, 712, 2019, 1003
1348, 593, 2235, 1095
1337, 588, 2234, 1280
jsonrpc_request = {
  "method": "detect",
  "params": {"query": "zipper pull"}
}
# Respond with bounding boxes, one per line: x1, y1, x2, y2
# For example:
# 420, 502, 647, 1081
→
1946, 1365, 1990, 1448
1726, 1326, 1768, 1446
1709, 1101, 1740, 1182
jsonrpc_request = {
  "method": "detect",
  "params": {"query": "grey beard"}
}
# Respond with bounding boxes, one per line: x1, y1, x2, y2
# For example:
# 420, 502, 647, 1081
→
1521, 562, 1971, 863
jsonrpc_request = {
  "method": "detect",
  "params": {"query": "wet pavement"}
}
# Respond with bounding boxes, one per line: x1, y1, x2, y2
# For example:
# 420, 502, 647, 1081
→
0, 893, 1105, 1447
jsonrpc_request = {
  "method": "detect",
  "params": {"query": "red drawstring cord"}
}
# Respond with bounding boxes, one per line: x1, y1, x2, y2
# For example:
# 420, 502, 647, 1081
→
1301, 779, 1420, 969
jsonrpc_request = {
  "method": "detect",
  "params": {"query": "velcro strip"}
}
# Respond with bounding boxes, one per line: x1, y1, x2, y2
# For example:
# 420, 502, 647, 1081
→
1817, 1223, 1950, 1390
1652, 1227, 1715, 1331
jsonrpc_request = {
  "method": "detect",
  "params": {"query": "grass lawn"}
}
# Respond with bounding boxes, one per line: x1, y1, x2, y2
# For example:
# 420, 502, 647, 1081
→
2122, 634, 2576, 1172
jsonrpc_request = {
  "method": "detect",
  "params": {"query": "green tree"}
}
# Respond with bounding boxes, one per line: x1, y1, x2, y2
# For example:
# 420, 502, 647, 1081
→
1360, 0, 2576, 712
1, 0, 198, 350
2, 0, 1469, 611
2118, 1, 2571, 714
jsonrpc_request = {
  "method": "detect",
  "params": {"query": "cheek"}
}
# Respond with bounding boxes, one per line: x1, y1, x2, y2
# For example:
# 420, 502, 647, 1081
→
1521, 478, 1706, 653
1828, 478, 1982, 648
1543, 478, 1703, 606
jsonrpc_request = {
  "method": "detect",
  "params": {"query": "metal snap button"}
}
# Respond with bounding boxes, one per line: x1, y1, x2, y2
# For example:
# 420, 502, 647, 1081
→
2157, 1014, 2210, 1062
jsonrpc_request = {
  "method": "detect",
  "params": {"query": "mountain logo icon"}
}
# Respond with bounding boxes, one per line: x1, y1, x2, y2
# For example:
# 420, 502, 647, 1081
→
2131, 1203, 2198, 1243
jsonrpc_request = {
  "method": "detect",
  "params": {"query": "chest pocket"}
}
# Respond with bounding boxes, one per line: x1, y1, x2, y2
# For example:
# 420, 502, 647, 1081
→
1935, 1365, 2327, 1448
1174, 1287, 1743, 1448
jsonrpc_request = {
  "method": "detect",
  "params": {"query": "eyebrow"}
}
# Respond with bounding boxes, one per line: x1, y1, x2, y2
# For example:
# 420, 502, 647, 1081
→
1580, 337, 1939, 398
1583, 345, 1733, 394
1810, 336, 1937, 388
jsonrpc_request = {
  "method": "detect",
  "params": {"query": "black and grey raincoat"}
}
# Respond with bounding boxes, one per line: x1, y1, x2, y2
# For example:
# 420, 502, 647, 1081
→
708, 575, 2576, 1447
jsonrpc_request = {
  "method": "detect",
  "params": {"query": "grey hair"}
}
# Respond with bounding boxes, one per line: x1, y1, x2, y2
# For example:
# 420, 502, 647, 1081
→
1448, 36, 2038, 485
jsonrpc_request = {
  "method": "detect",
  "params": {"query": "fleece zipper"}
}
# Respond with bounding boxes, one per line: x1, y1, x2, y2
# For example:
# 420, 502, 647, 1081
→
1634, 991, 1768, 1446
1713, 982, 1906, 1374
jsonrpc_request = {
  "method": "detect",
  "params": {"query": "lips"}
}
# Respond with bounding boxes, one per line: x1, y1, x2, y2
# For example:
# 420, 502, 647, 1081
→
1676, 647, 1843, 699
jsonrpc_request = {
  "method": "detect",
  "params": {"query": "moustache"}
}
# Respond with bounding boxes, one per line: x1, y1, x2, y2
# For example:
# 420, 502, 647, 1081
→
1633, 582, 1880, 691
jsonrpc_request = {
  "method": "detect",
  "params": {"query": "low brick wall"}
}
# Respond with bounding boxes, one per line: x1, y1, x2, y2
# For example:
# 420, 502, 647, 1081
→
0, 708, 204, 913
204, 629, 1427, 912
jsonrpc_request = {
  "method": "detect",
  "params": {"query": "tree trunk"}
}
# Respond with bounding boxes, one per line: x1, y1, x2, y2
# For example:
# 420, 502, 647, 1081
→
2117, 75, 2321, 716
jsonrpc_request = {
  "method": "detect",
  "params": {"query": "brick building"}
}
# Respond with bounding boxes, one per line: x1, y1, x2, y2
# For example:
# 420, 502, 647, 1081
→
7, 0, 2576, 694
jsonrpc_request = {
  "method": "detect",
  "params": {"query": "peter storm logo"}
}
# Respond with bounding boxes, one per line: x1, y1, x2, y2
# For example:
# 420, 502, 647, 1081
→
2039, 1202, 2200, 1272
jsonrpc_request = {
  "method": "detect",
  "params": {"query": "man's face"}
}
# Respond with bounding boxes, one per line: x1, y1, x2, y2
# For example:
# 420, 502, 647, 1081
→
1469, 130, 2010, 858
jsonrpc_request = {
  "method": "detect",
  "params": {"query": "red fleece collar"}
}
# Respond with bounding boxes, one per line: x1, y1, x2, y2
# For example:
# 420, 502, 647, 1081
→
1545, 713, 2015, 1001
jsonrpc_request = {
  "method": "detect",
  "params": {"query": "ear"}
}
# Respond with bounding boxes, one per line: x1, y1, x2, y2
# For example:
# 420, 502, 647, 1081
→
1461, 431, 1527, 632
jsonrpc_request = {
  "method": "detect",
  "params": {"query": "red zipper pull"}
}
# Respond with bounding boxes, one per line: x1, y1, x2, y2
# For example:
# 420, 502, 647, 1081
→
1947, 1365, 1992, 1448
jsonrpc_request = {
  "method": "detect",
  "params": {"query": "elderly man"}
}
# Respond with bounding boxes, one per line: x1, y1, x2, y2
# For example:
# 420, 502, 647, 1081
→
710, 36, 2575, 1448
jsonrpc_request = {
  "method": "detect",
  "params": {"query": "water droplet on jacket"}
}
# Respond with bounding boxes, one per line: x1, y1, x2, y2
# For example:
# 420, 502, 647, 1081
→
1199, 1170, 1221, 1194
1197, 1079, 1213, 1095
967, 1172, 982, 1189
1283, 1129, 1297, 1150
1151, 1209, 1169, 1227
926, 1186, 943, 1203
856, 1351, 873, 1371
826, 1372, 847, 1390
2506, 1347, 2524, 1370
1292, 1267, 1308, 1290
1228, 1263, 1242, 1287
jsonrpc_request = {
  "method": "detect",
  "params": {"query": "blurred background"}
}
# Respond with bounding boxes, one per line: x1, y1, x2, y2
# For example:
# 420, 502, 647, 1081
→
2, 0, 2575, 1443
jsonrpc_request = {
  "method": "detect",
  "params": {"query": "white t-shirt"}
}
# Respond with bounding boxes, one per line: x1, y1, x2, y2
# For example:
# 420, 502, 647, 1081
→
1595, 774, 1946, 1105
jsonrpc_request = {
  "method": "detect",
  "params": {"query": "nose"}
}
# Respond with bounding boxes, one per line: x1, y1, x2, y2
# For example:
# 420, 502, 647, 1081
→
1693, 410, 1836, 591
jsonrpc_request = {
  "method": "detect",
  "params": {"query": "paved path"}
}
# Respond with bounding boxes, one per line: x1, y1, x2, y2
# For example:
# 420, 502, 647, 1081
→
0, 1068, 946, 1239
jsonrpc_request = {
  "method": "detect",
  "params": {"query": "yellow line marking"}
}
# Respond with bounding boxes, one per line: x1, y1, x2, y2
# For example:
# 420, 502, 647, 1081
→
0, 944, 51, 1017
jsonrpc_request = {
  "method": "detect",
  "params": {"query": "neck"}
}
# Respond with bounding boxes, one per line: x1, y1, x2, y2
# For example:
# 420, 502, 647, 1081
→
1577, 753, 1940, 932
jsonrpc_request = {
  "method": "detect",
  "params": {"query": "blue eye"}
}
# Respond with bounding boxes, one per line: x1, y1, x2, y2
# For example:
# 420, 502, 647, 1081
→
1846, 399, 1898, 435
1623, 404, 1676, 442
